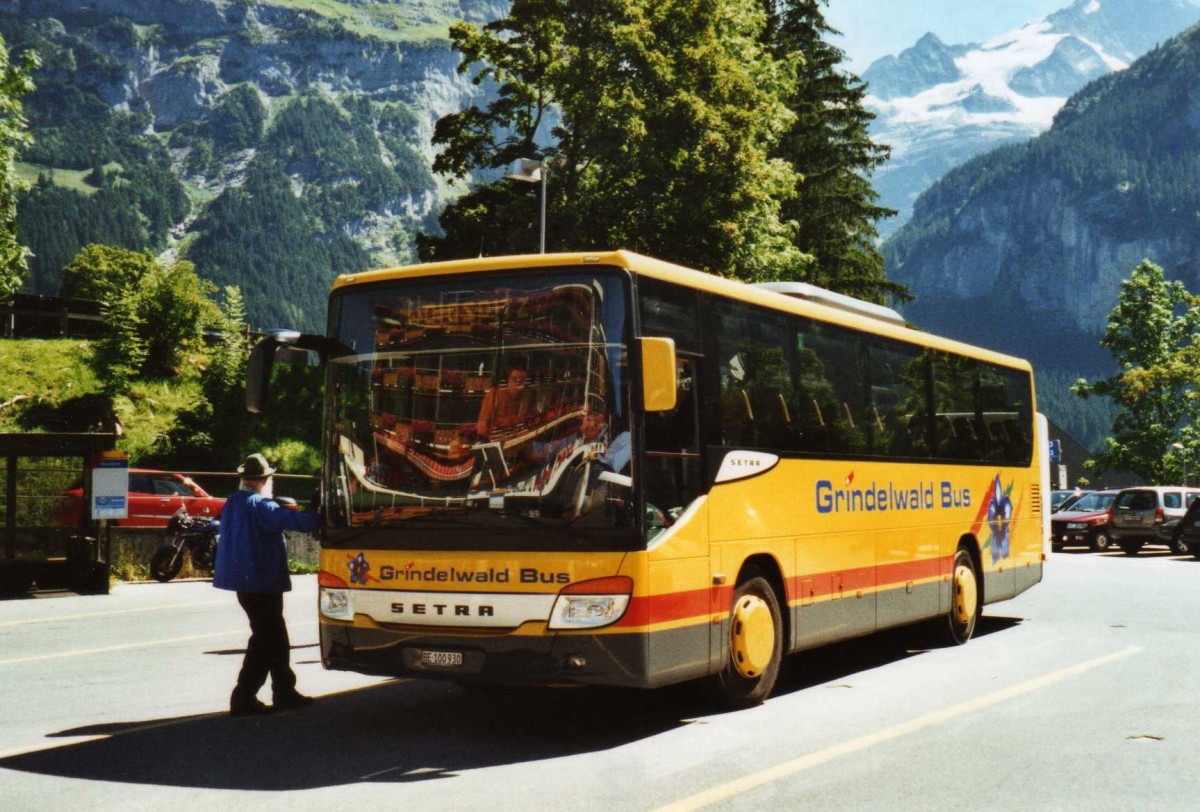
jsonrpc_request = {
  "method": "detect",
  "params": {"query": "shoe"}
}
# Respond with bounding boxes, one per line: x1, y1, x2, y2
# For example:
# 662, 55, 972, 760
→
272, 691, 315, 710
230, 697, 273, 717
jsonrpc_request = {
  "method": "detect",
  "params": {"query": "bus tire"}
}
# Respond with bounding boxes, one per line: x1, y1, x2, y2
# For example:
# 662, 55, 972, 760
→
941, 547, 980, 646
716, 572, 783, 710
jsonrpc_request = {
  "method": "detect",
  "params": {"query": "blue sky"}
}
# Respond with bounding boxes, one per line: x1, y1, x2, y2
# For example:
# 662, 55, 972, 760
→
824, 0, 1075, 72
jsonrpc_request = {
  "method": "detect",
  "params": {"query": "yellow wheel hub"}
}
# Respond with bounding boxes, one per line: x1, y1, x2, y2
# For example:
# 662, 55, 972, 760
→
730, 594, 775, 678
952, 562, 977, 625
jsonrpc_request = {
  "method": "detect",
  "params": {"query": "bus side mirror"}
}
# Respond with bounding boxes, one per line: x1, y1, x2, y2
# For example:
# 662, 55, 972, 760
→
641, 336, 677, 412
246, 330, 329, 414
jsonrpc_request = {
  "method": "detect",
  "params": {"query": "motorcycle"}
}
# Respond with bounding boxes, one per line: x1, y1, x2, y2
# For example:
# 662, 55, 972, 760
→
150, 508, 220, 583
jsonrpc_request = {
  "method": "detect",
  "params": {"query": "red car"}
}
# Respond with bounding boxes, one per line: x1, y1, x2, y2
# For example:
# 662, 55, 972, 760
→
55, 469, 226, 528
1050, 489, 1119, 552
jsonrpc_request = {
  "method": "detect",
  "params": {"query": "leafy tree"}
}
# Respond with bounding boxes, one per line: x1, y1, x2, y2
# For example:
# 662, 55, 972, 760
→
765, 1, 903, 303
0, 34, 38, 300
138, 258, 219, 377
420, 0, 806, 282
59, 243, 157, 301
170, 285, 254, 468
421, 0, 898, 298
92, 292, 148, 394
64, 244, 220, 390
1072, 261, 1200, 483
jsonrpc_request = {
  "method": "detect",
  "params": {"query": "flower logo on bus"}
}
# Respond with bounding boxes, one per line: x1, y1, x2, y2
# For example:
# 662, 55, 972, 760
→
985, 475, 1014, 563
348, 552, 372, 584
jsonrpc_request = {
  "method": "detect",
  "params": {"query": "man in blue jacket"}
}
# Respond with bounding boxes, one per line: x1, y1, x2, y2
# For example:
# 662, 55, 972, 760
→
214, 453, 320, 716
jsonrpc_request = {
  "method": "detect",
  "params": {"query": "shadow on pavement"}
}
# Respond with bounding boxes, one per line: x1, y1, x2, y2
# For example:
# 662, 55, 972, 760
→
772, 614, 1021, 698
2, 678, 700, 791
1, 616, 1025, 792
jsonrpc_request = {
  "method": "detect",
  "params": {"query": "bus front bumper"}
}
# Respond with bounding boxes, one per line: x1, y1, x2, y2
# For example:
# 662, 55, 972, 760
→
320, 621, 650, 688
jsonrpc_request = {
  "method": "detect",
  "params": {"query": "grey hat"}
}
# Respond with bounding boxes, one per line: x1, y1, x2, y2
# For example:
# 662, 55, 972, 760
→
237, 452, 276, 478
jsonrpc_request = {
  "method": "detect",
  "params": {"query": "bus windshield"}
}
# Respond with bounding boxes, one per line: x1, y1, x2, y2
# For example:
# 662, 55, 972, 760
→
325, 269, 635, 548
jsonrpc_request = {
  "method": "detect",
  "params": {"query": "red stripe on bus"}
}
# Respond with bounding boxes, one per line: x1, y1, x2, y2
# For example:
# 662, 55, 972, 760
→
615, 555, 953, 628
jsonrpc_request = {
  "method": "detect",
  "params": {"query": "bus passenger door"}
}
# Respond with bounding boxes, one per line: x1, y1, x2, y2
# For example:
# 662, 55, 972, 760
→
643, 356, 712, 683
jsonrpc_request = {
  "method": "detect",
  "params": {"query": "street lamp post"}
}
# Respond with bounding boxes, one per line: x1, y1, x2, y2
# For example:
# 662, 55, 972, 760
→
1174, 442, 1188, 486
506, 155, 565, 254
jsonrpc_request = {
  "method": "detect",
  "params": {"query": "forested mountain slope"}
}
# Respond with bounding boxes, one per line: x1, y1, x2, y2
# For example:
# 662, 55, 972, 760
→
863, 0, 1200, 238
885, 22, 1200, 448
2, 0, 504, 330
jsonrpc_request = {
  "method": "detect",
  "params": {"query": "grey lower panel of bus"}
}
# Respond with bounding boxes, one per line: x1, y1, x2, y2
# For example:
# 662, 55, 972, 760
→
322, 622, 713, 690
790, 580, 942, 651
787, 562, 1043, 654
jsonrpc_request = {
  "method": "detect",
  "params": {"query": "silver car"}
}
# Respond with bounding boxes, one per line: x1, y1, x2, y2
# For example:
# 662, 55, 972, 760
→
1109, 486, 1200, 555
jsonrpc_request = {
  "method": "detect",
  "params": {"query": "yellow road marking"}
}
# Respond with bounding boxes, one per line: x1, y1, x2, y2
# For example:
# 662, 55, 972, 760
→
0, 621, 318, 666
655, 646, 1143, 812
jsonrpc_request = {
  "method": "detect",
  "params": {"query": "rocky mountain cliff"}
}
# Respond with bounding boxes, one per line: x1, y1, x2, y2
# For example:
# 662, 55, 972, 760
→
864, 0, 1200, 238
2, 0, 506, 330
884, 20, 1200, 445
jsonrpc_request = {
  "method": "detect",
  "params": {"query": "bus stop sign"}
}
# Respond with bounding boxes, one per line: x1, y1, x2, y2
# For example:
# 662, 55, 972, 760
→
92, 450, 129, 520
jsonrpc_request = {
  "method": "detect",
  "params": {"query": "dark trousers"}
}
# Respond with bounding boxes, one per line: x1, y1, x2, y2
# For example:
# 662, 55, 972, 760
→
234, 592, 296, 699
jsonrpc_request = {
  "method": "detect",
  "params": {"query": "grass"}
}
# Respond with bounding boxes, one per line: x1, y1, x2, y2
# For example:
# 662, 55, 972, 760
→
0, 338, 207, 464
112, 368, 207, 462
13, 162, 124, 196
0, 339, 100, 430
262, 0, 454, 44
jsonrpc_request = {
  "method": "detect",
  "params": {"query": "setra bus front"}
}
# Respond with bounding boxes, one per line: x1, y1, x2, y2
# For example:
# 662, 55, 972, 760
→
305, 258, 667, 688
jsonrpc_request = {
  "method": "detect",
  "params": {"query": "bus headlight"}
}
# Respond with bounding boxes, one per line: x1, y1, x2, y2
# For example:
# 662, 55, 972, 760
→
320, 588, 352, 620
548, 576, 633, 630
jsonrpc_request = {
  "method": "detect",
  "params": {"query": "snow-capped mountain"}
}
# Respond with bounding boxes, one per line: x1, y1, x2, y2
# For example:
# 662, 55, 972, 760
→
865, 0, 1200, 238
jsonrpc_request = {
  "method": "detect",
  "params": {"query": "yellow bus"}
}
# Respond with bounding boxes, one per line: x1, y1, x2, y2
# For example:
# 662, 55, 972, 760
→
249, 250, 1045, 708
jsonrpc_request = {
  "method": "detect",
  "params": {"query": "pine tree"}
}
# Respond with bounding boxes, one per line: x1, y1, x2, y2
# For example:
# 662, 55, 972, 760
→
765, 0, 903, 303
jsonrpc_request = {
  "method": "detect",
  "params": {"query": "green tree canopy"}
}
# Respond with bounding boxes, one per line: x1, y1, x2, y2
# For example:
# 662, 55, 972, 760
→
0, 34, 38, 300
1073, 261, 1200, 483
59, 243, 158, 302
419, 0, 898, 300
767, 1, 902, 303
65, 244, 222, 390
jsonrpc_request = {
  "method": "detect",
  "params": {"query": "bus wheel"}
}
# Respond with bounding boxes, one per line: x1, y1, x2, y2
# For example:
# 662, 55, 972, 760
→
717, 572, 782, 709
943, 548, 979, 646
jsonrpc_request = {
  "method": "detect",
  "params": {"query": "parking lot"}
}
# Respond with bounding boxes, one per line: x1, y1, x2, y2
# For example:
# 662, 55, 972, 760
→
3, 550, 1200, 810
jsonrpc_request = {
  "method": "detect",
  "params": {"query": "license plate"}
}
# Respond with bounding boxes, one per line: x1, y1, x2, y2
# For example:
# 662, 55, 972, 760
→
420, 650, 463, 667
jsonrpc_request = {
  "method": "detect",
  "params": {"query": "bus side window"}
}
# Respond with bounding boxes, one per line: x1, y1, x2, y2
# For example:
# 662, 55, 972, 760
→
977, 363, 1033, 464
932, 354, 980, 461
715, 303, 793, 450
795, 320, 868, 455
638, 278, 704, 527
644, 358, 702, 524
866, 338, 930, 459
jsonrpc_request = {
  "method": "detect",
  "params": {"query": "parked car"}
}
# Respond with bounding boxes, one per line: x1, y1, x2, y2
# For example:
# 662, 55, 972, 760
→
1108, 486, 1200, 555
1171, 498, 1200, 559
54, 469, 225, 528
1050, 489, 1120, 551
1051, 489, 1093, 513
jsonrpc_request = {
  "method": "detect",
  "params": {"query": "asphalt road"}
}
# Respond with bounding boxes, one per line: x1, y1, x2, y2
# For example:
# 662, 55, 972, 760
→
2, 547, 1199, 811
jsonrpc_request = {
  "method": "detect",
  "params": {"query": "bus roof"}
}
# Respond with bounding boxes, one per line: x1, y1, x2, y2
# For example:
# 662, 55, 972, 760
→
331, 250, 1032, 372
